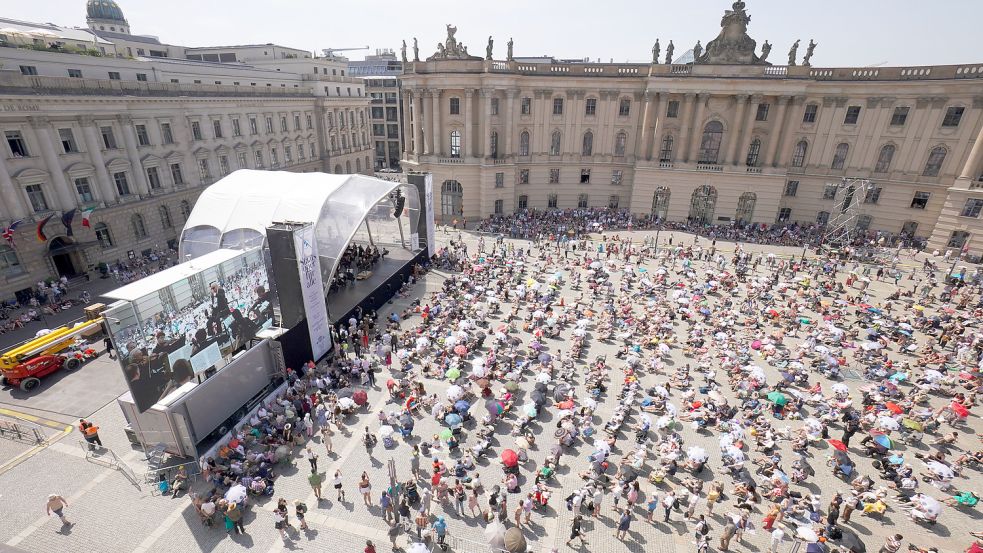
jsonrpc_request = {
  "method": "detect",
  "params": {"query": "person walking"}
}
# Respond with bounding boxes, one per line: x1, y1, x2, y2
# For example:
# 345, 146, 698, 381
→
566, 514, 587, 547
333, 470, 346, 502
616, 510, 632, 540
522, 494, 533, 524
432, 515, 448, 550
308, 468, 323, 500
359, 471, 373, 506
453, 481, 466, 516
381, 491, 394, 523
321, 424, 333, 456
306, 446, 318, 473
468, 489, 481, 517
720, 519, 738, 551
103, 336, 115, 359
45, 494, 70, 526
295, 500, 309, 530
694, 515, 709, 540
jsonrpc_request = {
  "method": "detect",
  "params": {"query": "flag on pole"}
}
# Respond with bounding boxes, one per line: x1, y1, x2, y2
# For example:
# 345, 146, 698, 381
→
81, 208, 95, 229
61, 208, 77, 237
36, 213, 55, 242
1, 219, 23, 246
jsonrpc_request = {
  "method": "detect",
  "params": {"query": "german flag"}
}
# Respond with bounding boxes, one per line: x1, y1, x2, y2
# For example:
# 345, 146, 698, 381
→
36, 213, 55, 242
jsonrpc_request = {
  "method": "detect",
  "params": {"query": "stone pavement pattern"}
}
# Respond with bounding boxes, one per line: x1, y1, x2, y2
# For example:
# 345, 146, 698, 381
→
0, 229, 979, 553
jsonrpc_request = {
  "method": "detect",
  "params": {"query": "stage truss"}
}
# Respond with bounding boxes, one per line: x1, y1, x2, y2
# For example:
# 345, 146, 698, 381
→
818, 177, 874, 254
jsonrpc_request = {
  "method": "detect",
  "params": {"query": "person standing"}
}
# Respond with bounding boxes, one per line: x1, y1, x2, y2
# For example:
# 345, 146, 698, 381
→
321, 425, 333, 456
769, 527, 785, 553
566, 514, 587, 547
306, 446, 319, 473
333, 470, 346, 502
663, 490, 676, 522
720, 519, 737, 551
45, 494, 70, 526
295, 500, 309, 530
308, 468, 323, 500
616, 510, 632, 540
879, 534, 903, 553
359, 471, 373, 506
226, 502, 245, 535
381, 491, 394, 523
103, 336, 115, 359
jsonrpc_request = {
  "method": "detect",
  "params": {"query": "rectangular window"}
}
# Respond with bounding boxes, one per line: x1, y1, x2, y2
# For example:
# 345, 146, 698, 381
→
802, 104, 818, 123
585, 98, 597, 116
219, 155, 230, 174
310, 143, 316, 158
270, 147, 279, 166
890, 107, 909, 126
284, 146, 292, 163
608, 195, 620, 208
306, 114, 313, 129
108, 71, 120, 80
25, 184, 48, 212
611, 170, 623, 185
580, 169, 590, 184
783, 180, 799, 197
666, 100, 679, 118
198, 158, 211, 180
67, 68, 83, 78
910, 191, 930, 209
95, 224, 113, 248
578, 194, 589, 208
517, 195, 528, 209
58, 128, 78, 153
136, 73, 147, 82
843, 105, 861, 125
191, 121, 202, 140
212, 120, 223, 139
550, 168, 560, 184
495, 172, 505, 188
298, 144, 306, 160
449, 97, 460, 115
100, 126, 117, 149
553, 98, 564, 115
237, 152, 248, 169
266, 117, 274, 133
777, 207, 791, 222
135, 124, 151, 146
947, 230, 970, 249
960, 198, 983, 218
547, 194, 558, 208
280, 117, 287, 132
816, 211, 830, 226
491, 98, 499, 116
113, 171, 131, 196
371, 107, 384, 119
6, 131, 29, 157
19, 65, 38, 76
942, 106, 964, 128
618, 99, 631, 117
74, 177, 94, 202
231, 119, 241, 137
521, 97, 531, 115
160, 122, 173, 144
294, 115, 301, 130
755, 103, 770, 121
145, 166, 161, 189
373, 124, 385, 136
864, 187, 882, 204
823, 184, 838, 200
518, 169, 529, 184
249, 118, 258, 135
494, 199, 503, 215
169, 163, 185, 185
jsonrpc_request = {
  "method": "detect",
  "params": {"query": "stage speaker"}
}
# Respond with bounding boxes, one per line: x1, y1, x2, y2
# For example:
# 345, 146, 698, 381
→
393, 194, 405, 218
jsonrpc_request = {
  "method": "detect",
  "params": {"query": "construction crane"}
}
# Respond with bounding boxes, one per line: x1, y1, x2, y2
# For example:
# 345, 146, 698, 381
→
321, 46, 369, 59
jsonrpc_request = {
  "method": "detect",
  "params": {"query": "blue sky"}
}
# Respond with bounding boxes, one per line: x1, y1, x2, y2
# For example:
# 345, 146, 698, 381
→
6, 0, 980, 67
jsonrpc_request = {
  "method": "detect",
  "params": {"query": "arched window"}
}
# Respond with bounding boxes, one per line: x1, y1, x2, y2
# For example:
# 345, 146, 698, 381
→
334, 164, 342, 173
441, 180, 463, 216
791, 140, 808, 167
746, 138, 762, 167
94, 222, 113, 249
874, 144, 895, 173
346, 160, 352, 173
831, 142, 849, 169
356, 158, 361, 172
582, 131, 593, 156
179, 200, 191, 220
651, 187, 671, 221
688, 185, 718, 225
490, 131, 498, 159
550, 131, 561, 156
450, 130, 461, 158
735, 192, 756, 225
518, 131, 530, 156
697, 121, 723, 164
131, 213, 147, 239
614, 131, 627, 157
659, 135, 674, 163
923, 146, 947, 177
159, 205, 173, 229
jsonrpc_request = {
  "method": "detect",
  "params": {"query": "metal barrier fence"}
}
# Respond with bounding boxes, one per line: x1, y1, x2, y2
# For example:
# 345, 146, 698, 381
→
0, 418, 46, 445
78, 441, 140, 489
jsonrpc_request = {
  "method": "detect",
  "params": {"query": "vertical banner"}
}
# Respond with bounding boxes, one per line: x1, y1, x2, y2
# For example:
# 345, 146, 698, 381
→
424, 173, 436, 258
293, 225, 331, 360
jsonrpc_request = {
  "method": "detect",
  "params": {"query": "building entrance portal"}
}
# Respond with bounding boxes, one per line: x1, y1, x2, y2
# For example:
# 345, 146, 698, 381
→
49, 236, 79, 278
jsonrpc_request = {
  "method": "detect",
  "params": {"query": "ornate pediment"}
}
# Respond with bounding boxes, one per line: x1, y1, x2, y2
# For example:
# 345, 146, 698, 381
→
696, 1, 769, 65
427, 24, 484, 61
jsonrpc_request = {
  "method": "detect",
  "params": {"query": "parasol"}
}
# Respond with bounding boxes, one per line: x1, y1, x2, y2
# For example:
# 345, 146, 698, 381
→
530, 391, 546, 407
828, 439, 848, 452
536, 372, 551, 384
336, 387, 354, 399
687, 446, 709, 462
831, 383, 850, 395
553, 383, 572, 402
620, 466, 638, 482
501, 449, 519, 467
407, 543, 430, 553
838, 530, 865, 553
872, 434, 893, 449
557, 399, 575, 410
766, 391, 788, 406
925, 461, 954, 480
224, 484, 247, 503
486, 399, 504, 417
447, 385, 464, 401
444, 413, 463, 427
950, 402, 969, 418
504, 527, 527, 553
476, 378, 490, 389
353, 390, 368, 406
378, 425, 395, 438
454, 400, 471, 413
914, 494, 943, 516
454, 345, 468, 356
876, 416, 900, 431
439, 428, 453, 441
884, 402, 903, 415
796, 526, 819, 542
484, 521, 507, 549
338, 397, 356, 409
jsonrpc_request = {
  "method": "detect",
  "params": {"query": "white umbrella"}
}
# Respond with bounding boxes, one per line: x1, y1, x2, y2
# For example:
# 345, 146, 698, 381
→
862, 341, 883, 351
653, 386, 669, 398
831, 383, 850, 395
923, 369, 944, 382
378, 425, 395, 438
446, 385, 464, 401
925, 461, 954, 480
814, 345, 830, 355
687, 446, 709, 462
472, 365, 488, 378
593, 440, 611, 454
576, 319, 591, 328
590, 261, 602, 269
572, 328, 587, 337
877, 416, 900, 430
796, 526, 819, 542
407, 543, 430, 553
657, 415, 673, 429
914, 494, 943, 516
536, 372, 551, 384
665, 403, 678, 417
224, 484, 247, 503
723, 445, 745, 462
338, 398, 356, 409
583, 398, 597, 410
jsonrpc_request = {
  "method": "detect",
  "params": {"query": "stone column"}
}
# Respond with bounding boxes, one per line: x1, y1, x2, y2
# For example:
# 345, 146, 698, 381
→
775, 97, 802, 167
463, 88, 473, 159
118, 115, 150, 195
0, 155, 28, 219
481, 89, 493, 158
505, 89, 517, 158
431, 89, 442, 157
765, 96, 791, 167
685, 93, 708, 163
78, 116, 117, 203
676, 93, 696, 163
402, 90, 413, 158
738, 94, 762, 167
637, 91, 653, 159
648, 92, 667, 161
416, 89, 428, 156
539, 90, 552, 154
726, 94, 749, 165
958, 118, 983, 181
28, 116, 75, 210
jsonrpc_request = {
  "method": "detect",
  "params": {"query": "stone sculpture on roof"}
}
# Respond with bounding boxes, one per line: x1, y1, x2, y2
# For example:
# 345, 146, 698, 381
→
428, 23, 484, 61
695, 1, 768, 65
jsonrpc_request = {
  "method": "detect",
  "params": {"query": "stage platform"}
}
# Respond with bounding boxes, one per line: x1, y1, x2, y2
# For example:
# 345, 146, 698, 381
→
326, 246, 422, 323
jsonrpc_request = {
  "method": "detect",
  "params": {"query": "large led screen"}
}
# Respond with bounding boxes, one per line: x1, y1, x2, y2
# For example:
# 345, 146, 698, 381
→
107, 249, 274, 412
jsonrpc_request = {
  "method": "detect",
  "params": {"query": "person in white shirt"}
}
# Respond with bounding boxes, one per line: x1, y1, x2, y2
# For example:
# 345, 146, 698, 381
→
769, 528, 785, 553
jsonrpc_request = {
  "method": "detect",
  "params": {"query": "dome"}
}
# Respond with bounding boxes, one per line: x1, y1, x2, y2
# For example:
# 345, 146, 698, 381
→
86, 0, 127, 22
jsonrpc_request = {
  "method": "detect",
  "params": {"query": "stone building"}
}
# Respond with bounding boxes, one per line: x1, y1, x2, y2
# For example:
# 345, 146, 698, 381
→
349, 51, 405, 171
399, 3, 983, 255
0, 0, 373, 300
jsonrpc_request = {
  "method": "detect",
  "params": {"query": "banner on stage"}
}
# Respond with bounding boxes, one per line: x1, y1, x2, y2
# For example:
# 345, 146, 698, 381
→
293, 224, 331, 360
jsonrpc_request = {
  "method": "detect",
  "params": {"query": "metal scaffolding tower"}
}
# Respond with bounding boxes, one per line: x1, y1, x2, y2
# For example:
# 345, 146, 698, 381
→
819, 177, 875, 252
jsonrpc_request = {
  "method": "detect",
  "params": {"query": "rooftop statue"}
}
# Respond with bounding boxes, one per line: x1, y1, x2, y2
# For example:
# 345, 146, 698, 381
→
428, 23, 483, 60
697, 0, 767, 65
802, 39, 817, 66
652, 39, 660, 64
664, 40, 674, 64
788, 39, 800, 66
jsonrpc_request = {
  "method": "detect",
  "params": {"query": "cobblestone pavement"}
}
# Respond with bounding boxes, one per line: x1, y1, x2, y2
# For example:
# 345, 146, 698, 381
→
0, 229, 979, 553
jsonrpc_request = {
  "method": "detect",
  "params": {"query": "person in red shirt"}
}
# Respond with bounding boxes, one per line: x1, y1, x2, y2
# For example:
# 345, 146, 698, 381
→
364, 540, 376, 553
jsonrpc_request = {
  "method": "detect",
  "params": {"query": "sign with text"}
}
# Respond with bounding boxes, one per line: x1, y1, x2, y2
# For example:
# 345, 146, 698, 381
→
293, 224, 331, 360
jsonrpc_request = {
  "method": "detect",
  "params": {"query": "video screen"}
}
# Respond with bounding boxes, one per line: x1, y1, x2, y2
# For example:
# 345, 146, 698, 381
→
108, 249, 273, 412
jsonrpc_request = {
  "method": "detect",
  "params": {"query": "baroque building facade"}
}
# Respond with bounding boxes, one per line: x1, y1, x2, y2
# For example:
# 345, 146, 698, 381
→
400, 4, 983, 256
0, 1, 373, 300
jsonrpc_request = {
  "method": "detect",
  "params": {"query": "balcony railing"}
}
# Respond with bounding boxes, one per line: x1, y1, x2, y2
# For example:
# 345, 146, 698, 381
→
746, 166, 763, 174
659, 161, 673, 169
437, 157, 464, 164
696, 163, 723, 172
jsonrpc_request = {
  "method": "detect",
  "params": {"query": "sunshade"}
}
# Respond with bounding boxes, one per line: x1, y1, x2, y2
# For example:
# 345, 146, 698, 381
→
353, 390, 368, 406
828, 439, 848, 452
501, 449, 518, 467
767, 391, 787, 405
504, 527, 527, 553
